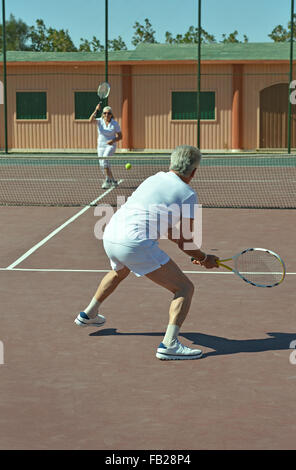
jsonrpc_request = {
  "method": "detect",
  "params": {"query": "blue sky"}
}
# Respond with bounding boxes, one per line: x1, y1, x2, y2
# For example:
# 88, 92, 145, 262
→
4, 0, 294, 48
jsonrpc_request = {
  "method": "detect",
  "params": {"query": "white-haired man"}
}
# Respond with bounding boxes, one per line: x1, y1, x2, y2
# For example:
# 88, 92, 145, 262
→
75, 145, 219, 360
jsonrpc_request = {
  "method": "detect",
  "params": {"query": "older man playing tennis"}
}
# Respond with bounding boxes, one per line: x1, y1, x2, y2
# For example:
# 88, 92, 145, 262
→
75, 145, 218, 360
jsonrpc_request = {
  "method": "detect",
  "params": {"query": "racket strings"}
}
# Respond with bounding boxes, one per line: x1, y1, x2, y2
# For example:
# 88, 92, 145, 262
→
98, 83, 110, 99
235, 250, 284, 286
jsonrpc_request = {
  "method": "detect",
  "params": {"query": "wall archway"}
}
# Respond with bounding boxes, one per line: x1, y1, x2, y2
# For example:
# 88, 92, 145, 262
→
259, 83, 296, 148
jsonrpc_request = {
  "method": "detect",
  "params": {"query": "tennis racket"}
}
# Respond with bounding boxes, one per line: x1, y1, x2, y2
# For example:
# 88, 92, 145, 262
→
95, 81, 110, 117
191, 248, 286, 288
97, 81, 110, 106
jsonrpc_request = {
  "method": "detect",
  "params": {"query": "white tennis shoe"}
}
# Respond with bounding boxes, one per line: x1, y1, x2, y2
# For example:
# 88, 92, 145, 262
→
74, 312, 106, 327
102, 178, 111, 189
156, 339, 202, 360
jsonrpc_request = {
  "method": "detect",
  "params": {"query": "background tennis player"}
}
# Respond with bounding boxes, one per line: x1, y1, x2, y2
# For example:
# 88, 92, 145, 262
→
89, 103, 122, 189
75, 145, 219, 360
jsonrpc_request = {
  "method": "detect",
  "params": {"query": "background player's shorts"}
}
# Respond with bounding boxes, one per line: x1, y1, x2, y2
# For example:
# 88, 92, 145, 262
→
97, 144, 116, 169
103, 239, 170, 277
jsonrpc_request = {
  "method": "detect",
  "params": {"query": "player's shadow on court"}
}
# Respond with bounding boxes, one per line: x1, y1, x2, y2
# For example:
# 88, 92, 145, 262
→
89, 329, 296, 358
182, 332, 296, 358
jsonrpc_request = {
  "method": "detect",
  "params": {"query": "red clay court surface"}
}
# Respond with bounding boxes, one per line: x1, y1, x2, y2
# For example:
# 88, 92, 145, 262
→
0, 205, 295, 450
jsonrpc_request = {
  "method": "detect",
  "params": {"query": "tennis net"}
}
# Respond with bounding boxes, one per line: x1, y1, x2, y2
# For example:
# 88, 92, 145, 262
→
0, 154, 295, 209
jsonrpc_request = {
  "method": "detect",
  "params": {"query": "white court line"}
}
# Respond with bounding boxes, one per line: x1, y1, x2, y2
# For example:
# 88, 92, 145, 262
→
0, 268, 231, 273
1, 178, 295, 183
5, 180, 123, 270
0, 268, 111, 273
0, 178, 79, 182
0, 268, 295, 275
0, 178, 116, 183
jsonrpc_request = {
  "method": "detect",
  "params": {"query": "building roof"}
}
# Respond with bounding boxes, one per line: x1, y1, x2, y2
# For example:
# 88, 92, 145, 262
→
130, 43, 296, 61
0, 42, 295, 63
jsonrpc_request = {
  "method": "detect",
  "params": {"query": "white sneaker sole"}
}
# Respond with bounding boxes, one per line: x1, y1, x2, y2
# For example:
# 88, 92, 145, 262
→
74, 317, 106, 327
156, 351, 202, 360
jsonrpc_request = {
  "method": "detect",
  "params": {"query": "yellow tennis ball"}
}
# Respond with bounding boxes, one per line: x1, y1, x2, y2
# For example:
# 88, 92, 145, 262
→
125, 163, 132, 170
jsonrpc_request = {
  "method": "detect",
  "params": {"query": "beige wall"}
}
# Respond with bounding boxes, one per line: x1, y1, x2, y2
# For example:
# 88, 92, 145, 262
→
3, 64, 123, 151
131, 64, 233, 151
0, 61, 293, 151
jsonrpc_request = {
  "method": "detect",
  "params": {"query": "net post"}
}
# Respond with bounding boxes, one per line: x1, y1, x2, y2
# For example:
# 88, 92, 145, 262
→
1, 0, 8, 154
197, 0, 201, 149
105, 0, 109, 104
288, 0, 294, 154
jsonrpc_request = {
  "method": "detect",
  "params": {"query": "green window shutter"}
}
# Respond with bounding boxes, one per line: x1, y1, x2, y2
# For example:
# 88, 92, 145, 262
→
75, 92, 105, 119
172, 91, 215, 120
200, 92, 215, 120
16, 92, 47, 119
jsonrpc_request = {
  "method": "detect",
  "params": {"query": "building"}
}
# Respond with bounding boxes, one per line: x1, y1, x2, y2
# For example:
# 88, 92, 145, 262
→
0, 42, 295, 152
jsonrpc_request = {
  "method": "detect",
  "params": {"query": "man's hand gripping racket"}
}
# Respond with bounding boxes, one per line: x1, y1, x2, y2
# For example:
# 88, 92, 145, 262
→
192, 254, 219, 269
191, 248, 286, 288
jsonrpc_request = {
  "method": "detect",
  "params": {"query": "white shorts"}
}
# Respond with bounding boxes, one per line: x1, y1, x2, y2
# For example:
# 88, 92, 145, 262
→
97, 144, 116, 169
103, 239, 170, 277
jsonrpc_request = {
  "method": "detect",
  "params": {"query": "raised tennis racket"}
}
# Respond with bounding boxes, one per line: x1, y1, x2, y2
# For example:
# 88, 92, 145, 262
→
97, 81, 110, 105
95, 82, 111, 117
192, 248, 286, 288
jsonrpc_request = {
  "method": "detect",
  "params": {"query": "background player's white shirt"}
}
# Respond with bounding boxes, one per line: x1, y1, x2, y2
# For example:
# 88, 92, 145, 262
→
104, 171, 198, 247
96, 117, 121, 146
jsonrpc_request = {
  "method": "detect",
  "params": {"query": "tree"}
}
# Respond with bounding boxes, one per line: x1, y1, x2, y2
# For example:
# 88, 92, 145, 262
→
0, 14, 31, 51
29, 19, 77, 52
269, 13, 296, 42
79, 35, 127, 51
0, 14, 254, 53
79, 36, 104, 52
220, 30, 248, 43
132, 18, 158, 46
165, 25, 216, 44
165, 32, 183, 44
108, 36, 127, 51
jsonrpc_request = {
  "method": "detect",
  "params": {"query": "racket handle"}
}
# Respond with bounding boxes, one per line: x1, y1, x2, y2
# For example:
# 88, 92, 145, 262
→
217, 261, 232, 271
191, 256, 207, 262
95, 102, 102, 118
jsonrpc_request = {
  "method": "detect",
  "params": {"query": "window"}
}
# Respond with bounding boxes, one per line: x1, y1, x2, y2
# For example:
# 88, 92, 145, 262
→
172, 91, 215, 120
75, 91, 105, 120
16, 92, 47, 119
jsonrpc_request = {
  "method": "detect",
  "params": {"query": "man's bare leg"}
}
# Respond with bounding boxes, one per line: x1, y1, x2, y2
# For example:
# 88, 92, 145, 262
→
75, 267, 130, 326
145, 259, 202, 359
145, 259, 194, 328
94, 267, 130, 304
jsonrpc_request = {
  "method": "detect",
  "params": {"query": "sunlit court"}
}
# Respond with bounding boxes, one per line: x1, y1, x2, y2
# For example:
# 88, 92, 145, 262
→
0, 0, 296, 453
